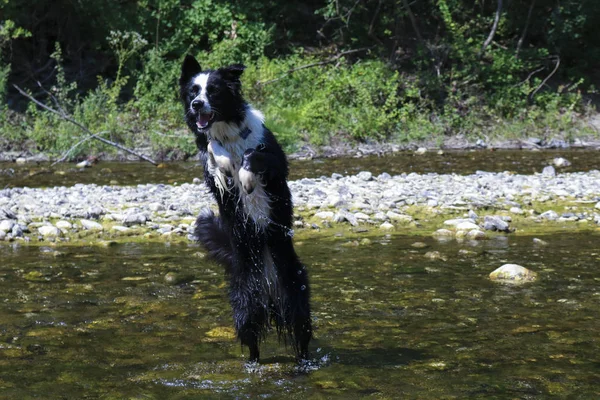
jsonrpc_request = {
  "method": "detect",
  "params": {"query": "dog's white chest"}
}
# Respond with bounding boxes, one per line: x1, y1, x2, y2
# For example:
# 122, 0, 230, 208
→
206, 135, 271, 230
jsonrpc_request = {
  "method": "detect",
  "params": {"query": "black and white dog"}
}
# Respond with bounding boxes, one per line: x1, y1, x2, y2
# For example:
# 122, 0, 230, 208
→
179, 55, 312, 362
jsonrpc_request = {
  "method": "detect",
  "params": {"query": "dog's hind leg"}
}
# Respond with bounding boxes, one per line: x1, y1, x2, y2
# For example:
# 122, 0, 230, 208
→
276, 255, 312, 361
230, 273, 267, 362
291, 266, 312, 361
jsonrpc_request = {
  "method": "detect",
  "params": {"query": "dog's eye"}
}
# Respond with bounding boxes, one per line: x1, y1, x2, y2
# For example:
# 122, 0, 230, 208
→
191, 85, 200, 94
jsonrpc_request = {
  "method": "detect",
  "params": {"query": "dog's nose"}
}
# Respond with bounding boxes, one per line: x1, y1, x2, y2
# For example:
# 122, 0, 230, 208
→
191, 99, 204, 110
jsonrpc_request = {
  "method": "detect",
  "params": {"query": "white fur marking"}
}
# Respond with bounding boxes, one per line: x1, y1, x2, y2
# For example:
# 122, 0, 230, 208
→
208, 140, 234, 175
238, 167, 257, 194
194, 73, 210, 109
263, 250, 280, 302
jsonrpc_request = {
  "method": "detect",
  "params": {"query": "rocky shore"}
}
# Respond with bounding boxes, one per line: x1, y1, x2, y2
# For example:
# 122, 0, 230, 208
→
1, 168, 600, 244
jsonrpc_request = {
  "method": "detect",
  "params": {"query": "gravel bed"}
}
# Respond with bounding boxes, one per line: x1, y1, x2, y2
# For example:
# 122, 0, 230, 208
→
1, 169, 600, 242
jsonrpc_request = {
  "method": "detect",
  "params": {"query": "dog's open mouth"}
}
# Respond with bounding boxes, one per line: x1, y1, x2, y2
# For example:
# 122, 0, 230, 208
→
196, 112, 214, 129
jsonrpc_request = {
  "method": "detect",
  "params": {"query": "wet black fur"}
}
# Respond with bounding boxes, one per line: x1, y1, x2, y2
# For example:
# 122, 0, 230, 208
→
180, 55, 312, 362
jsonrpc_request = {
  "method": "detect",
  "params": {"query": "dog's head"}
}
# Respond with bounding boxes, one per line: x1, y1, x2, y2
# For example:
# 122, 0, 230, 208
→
180, 55, 246, 133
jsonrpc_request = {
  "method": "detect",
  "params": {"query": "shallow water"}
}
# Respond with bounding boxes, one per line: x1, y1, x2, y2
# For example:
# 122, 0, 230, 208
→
1, 232, 599, 398
2, 149, 600, 188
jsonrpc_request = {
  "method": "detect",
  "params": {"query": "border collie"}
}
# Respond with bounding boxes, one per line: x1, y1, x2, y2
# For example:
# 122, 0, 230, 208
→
179, 55, 312, 362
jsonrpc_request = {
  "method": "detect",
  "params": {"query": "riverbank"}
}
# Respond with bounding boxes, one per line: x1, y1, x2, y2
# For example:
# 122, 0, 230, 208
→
1, 169, 599, 245
2, 133, 600, 164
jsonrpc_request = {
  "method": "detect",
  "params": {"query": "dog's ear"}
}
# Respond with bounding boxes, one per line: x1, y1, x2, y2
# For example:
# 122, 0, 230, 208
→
219, 64, 246, 81
180, 55, 202, 85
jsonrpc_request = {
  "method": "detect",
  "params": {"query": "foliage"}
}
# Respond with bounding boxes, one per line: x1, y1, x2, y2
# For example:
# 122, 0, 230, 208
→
0, 0, 598, 158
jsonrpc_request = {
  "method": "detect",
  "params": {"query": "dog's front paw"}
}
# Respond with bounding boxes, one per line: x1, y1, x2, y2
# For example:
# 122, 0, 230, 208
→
239, 149, 261, 194
208, 140, 234, 177
239, 167, 257, 194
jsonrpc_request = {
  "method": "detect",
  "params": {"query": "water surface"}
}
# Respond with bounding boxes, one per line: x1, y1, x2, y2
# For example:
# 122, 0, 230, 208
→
1, 232, 598, 398
2, 149, 599, 188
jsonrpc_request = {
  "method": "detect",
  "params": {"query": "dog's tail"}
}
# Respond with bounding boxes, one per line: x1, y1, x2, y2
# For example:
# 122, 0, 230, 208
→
194, 209, 234, 272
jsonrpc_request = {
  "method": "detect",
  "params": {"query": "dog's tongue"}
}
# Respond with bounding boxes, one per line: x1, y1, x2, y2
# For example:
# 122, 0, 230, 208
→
197, 113, 212, 129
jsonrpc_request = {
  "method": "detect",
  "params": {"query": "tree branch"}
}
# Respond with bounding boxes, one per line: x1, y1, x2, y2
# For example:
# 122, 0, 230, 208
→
479, 0, 503, 58
13, 84, 159, 165
515, 0, 535, 58
401, 0, 424, 44
51, 131, 110, 166
256, 47, 373, 86
529, 56, 560, 101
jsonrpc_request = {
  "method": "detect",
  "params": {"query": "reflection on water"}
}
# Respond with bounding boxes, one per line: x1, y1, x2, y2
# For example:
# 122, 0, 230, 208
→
1, 232, 598, 398
2, 149, 600, 188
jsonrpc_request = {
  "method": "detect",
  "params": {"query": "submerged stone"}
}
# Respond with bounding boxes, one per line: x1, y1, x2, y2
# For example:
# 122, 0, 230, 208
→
467, 229, 487, 240
424, 251, 446, 261
489, 264, 538, 284
164, 272, 196, 285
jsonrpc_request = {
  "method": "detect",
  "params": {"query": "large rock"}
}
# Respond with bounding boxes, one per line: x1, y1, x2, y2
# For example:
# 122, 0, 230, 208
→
38, 225, 62, 237
540, 210, 559, 221
443, 218, 475, 227
80, 219, 103, 231
483, 216, 510, 232
455, 221, 480, 231
56, 220, 73, 230
0, 220, 15, 233
356, 171, 373, 181
0, 208, 17, 220
386, 211, 413, 224
541, 166, 556, 177
553, 157, 571, 168
122, 213, 148, 226
489, 264, 537, 284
